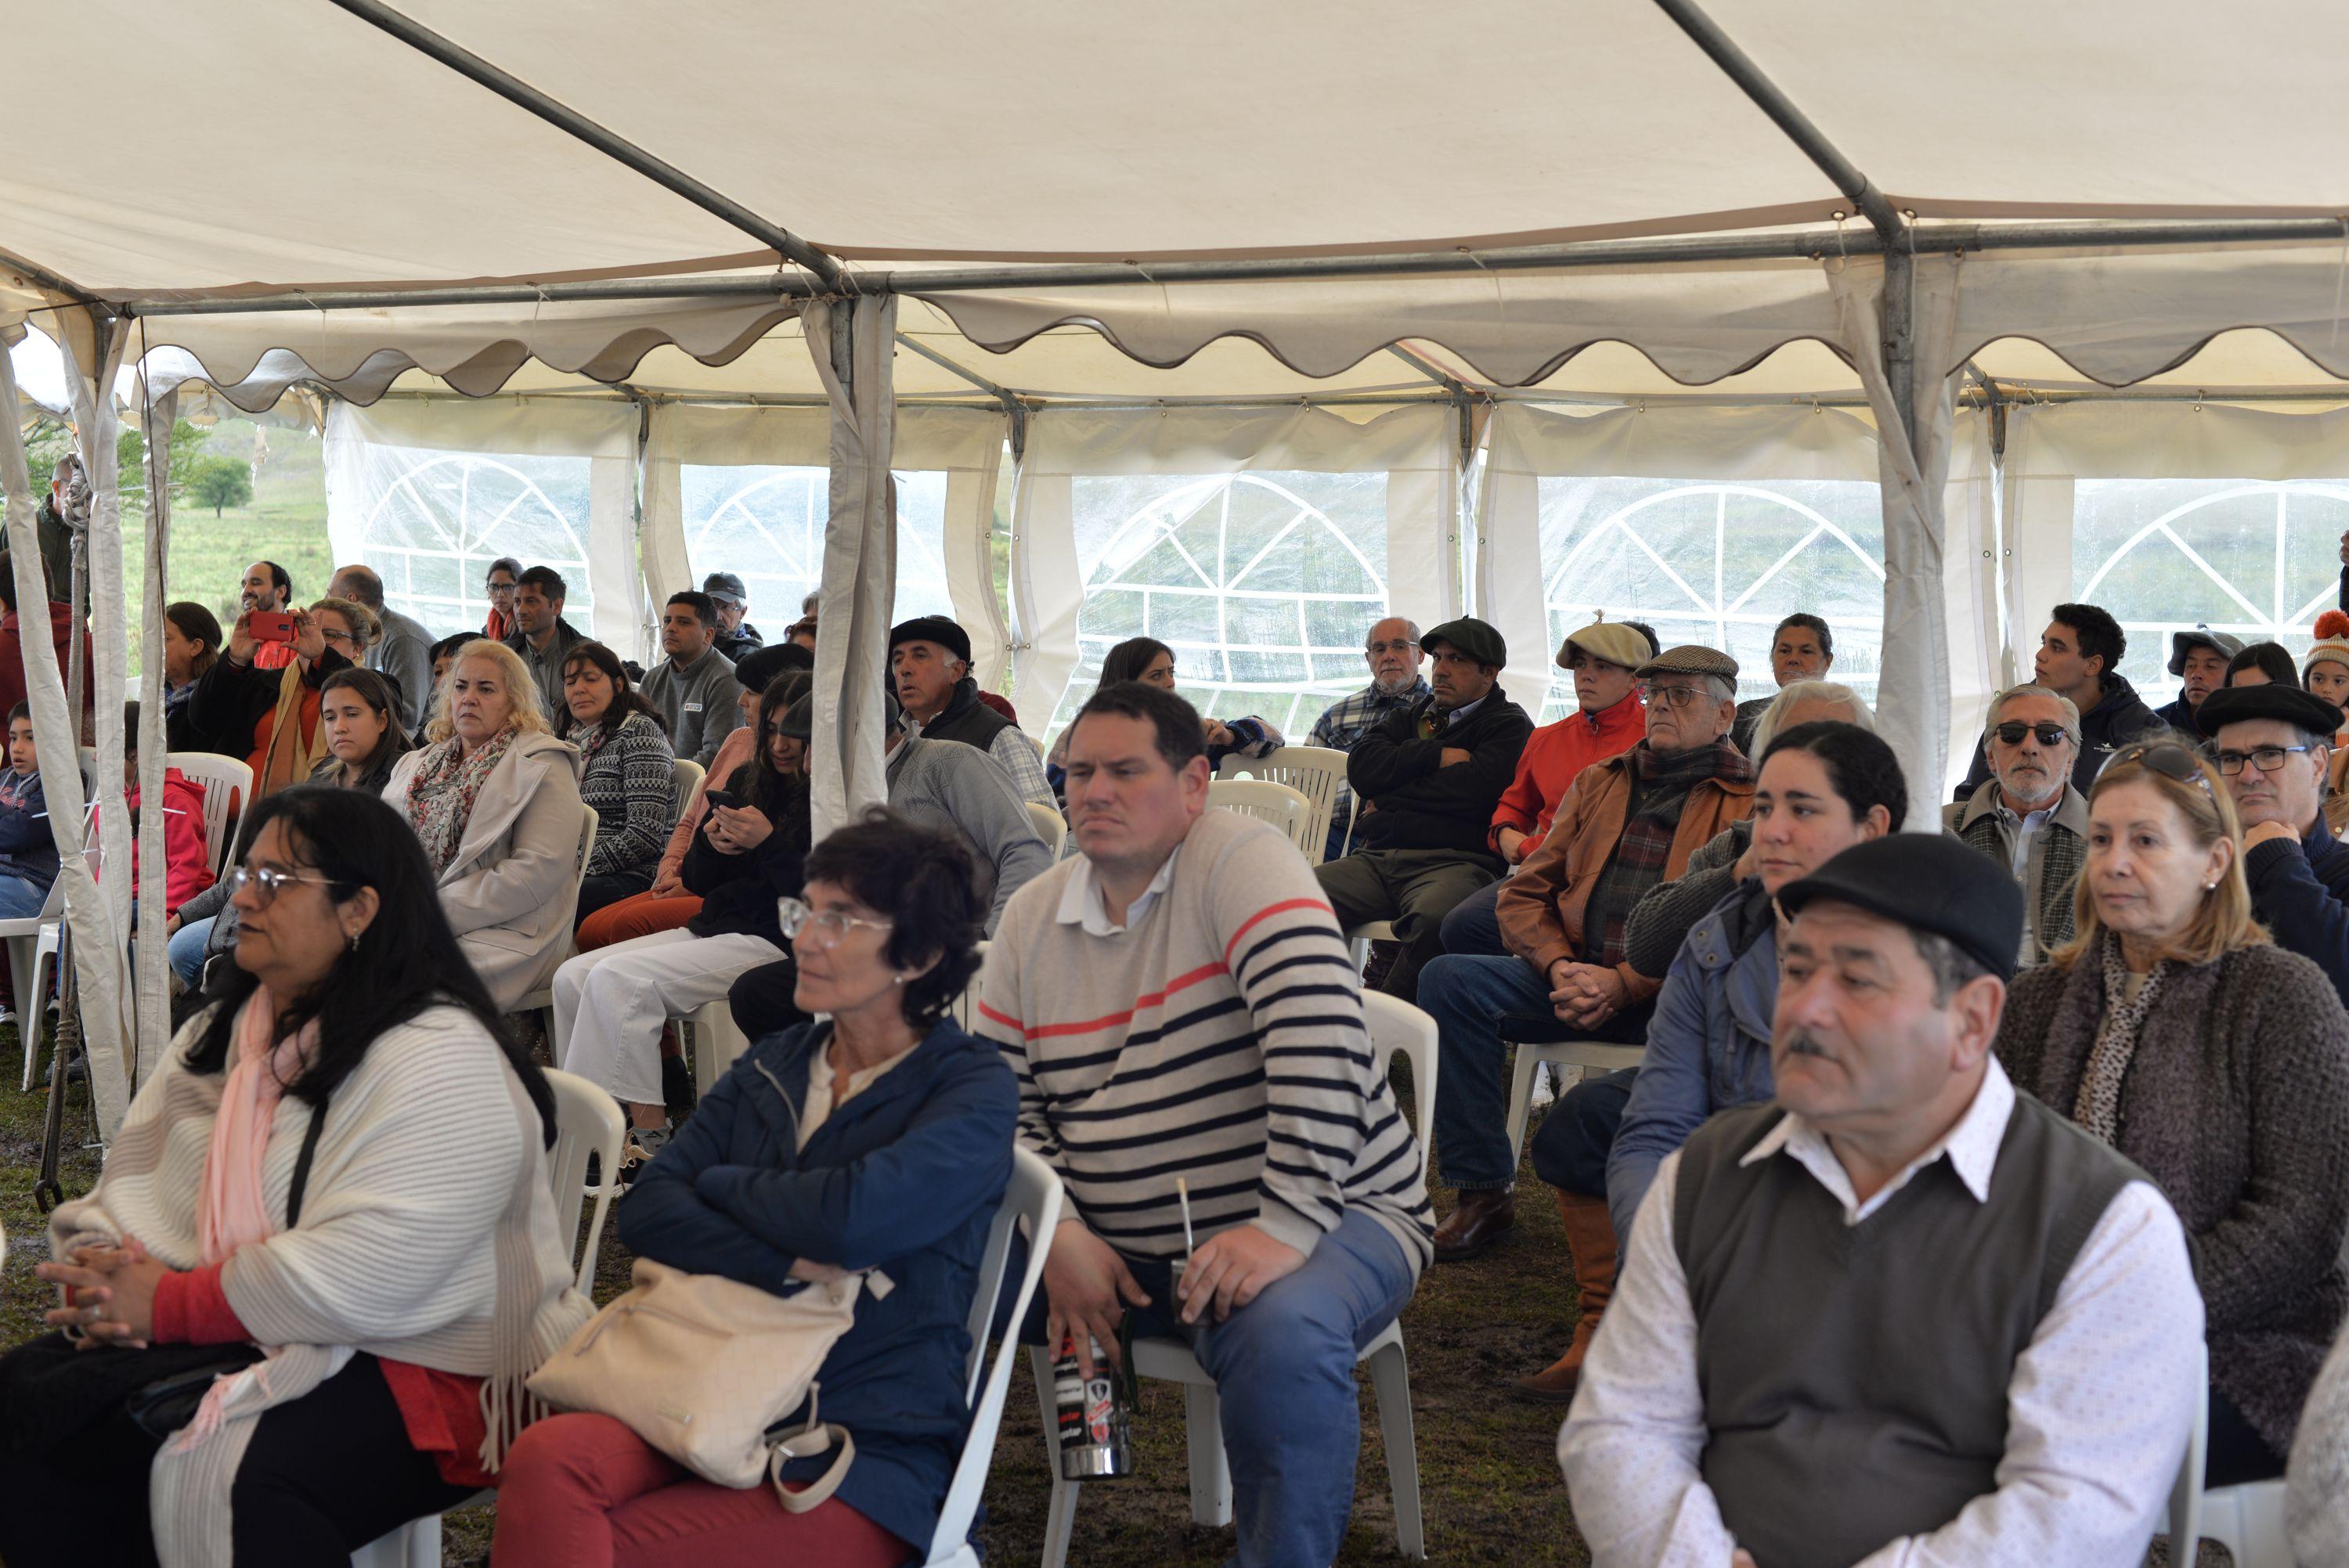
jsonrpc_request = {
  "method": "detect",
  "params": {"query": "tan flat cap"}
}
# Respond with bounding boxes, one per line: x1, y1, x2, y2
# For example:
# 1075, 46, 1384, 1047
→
1635, 644, 1740, 683
1557, 619, 1652, 672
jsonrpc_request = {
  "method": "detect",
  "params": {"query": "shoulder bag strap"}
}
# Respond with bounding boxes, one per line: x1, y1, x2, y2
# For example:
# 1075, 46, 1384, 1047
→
286, 1094, 330, 1229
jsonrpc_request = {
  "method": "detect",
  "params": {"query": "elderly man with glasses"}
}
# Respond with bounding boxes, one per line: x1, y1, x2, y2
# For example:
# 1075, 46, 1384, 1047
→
1307, 616, 1431, 860
1943, 683, 2091, 967
2197, 683, 2349, 1007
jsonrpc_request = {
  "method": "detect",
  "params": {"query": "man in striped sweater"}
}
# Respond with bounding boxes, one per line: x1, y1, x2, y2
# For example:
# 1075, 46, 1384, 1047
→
976, 679, 1433, 1568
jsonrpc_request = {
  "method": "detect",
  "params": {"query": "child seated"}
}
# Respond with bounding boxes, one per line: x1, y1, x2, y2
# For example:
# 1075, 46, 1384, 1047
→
0, 703, 59, 920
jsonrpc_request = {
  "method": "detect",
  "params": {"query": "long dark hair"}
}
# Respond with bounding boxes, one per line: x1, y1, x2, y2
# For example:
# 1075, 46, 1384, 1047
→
319, 668, 414, 778
1098, 636, 1173, 690
733, 673, 811, 829
2227, 641, 2302, 689
557, 640, 669, 740
184, 788, 554, 1143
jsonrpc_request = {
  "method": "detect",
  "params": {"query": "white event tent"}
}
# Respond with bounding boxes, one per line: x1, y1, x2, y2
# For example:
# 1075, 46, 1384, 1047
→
6, 0, 2349, 1131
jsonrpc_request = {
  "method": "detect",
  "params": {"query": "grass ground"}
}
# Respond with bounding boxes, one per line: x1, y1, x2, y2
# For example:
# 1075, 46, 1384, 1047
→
0, 1022, 1596, 1566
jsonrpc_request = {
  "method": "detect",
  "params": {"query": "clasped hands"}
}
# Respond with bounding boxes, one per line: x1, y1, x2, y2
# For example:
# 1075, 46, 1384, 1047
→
37, 1236, 168, 1348
1041, 1217, 1303, 1379
1548, 958, 1629, 1029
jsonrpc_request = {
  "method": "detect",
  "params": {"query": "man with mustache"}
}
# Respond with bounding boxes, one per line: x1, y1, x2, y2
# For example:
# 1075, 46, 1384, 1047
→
1561, 834, 2200, 1568
1960, 602, 2156, 798
1315, 618, 1532, 1004
889, 615, 1054, 809
2150, 624, 2243, 734
1942, 684, 2090, 967
1306, 616, 1431, 861
2198, 682, 2349, 1007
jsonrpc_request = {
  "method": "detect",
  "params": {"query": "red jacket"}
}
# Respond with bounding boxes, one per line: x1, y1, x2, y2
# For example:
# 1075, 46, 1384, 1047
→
0, 603, 95, 739
114, 770, 217, 917
1487, 694, 1646, 856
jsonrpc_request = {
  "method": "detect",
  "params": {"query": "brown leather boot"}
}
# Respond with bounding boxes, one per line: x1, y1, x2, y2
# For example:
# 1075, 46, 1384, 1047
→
1431, 1185, 1515, 1260
1510, 1191, 1619, 1402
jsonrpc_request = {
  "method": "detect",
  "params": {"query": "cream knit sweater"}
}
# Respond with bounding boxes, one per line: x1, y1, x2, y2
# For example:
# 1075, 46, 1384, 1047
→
52, 1003, 594, 1568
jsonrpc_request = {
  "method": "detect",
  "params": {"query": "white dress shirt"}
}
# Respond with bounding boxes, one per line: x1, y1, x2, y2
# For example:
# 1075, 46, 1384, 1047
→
1559, 1058, 2203, 1568
1055, 839, 1182, 935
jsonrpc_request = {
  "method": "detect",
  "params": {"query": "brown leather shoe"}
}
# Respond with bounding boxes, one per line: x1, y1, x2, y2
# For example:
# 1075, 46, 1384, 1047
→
1510, 1191, 1619, 1402
1432, 1185, 1515, 1260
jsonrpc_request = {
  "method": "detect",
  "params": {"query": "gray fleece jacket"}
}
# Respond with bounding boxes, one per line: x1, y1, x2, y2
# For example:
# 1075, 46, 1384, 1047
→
886, 732, 1051, 933
640, 645, 743, 768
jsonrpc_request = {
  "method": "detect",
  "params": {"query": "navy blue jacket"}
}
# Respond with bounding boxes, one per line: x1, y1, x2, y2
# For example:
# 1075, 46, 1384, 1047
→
619, 1015, 1019, 1555
0, 767, 58, 890
2245, 810, 2349, 1011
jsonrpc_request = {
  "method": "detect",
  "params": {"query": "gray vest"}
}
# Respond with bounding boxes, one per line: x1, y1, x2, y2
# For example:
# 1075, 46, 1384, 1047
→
1672, 1092, 2142, 1568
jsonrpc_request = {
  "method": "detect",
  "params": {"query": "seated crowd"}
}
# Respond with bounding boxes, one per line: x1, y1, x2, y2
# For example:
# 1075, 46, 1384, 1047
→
13, 542, 2349, 1568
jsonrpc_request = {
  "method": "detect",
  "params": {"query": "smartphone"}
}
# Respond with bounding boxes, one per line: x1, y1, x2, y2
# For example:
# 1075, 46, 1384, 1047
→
249, 611, 296, 643
703, 788, 742, 813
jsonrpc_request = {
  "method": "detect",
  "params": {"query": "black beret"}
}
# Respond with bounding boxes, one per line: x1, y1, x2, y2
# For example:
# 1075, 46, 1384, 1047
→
888, 615, 972, 665
1418, 617, 1506, 669
734, 641, 809, 693
1776, 834, 2025, 985
2194, 683, 2344, 741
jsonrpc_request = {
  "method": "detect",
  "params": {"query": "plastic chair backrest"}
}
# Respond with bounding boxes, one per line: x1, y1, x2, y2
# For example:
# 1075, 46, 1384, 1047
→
670, 757, 705, 818
2169, 1338, 2210, 1559
949, 942, 990, 1032
1218, 745, 1345, 864
1362, 991, 1437, 1185
926, 1147, 1063, 1565
1024, 801, 1067, 860
539, 1068, 626, 1292
165, 752, 252, 876
1206, 778, 1316, 861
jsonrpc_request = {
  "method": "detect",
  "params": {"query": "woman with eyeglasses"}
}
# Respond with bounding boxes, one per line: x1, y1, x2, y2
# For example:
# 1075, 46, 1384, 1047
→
188, 597, 378, 799
1043, 636, 1284, 801
1995, 741, 2349, 1489
0, 788, 593, 1567
549, 677, 811, 1174
493, 809, 1011, 1568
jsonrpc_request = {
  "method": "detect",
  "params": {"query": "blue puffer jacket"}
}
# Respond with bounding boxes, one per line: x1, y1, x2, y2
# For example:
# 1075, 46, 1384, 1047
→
619, 1015, 1018, 1555
1606, 877, 1779, 1242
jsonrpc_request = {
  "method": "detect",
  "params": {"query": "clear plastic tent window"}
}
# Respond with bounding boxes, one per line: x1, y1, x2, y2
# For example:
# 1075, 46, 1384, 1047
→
680, 464, 956, 629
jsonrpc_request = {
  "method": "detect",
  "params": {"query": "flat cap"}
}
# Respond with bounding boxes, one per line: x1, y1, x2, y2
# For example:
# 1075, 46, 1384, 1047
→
2168, 624, 2244, 676
1557, 619, 1651, 672
701, 571, 749, 607
888, 615, 972, 665
1777, 834, 2026, 984
2193, 683, 2345, 740
777, 693, 813, 741
1419, 617, 1506, 669
1635, 644, 1740, 684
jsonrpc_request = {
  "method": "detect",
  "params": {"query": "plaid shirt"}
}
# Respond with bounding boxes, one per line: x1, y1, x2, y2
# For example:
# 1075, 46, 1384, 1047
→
1308, 677, 1432, 853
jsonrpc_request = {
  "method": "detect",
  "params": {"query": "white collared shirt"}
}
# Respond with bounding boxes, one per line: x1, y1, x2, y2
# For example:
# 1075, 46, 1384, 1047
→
1559, 1057, 2204, 1568
1055, 842, 1181, 936
1993, 789, 2058, 880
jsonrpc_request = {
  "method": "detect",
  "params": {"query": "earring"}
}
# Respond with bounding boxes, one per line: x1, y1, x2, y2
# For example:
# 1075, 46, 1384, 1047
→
892, 975, 906, 986
347, 931, 361, 953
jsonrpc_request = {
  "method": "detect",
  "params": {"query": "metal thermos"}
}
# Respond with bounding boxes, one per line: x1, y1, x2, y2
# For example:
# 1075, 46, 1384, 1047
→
1052, 1329, 1134, 1479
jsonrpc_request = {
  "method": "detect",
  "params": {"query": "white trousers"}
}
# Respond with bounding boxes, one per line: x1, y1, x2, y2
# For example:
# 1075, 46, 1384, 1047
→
550, 928, 782, 1106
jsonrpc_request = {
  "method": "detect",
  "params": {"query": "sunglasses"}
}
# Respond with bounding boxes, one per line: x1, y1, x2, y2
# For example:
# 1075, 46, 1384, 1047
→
1992, 722, 2073, 748
2094, 741, 2213, 794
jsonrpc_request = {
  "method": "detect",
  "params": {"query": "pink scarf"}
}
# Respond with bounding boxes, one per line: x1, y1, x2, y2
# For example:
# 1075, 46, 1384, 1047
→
172, 989, 319, 1450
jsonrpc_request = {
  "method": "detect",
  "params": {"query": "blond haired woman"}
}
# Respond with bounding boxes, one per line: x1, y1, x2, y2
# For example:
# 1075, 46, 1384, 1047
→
384, 639, 583, 1011
1995, 741, 2349, 1489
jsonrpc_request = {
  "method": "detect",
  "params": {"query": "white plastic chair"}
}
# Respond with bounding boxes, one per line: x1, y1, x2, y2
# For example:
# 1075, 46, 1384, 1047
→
948, 943, 990, 1031
1504, 1033, 1645, 1169
164, 751, 251, 878
350, 1067, 624, 1568
513, 802, 598, 1034
1030, 990, 1434, 1566
7, 874, 67, 1091
2169, 1339, 2293, 1568
678, 995, 752, 1101
1344, 919, 1398, 971
1205, 778, 1316, 861
1218, 745, 1348, 867
1025, 800, 1069, 861
669, 755, 705, 819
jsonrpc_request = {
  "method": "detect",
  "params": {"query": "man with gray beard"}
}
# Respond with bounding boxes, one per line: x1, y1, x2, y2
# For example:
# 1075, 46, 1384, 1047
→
1942, 683, 2088, 967
1307, 615, 1431, 860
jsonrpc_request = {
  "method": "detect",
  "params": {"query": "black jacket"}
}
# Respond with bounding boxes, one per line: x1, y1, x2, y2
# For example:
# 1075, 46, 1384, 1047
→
1344, 683, 1532, 860
918, 676, 1016, 753
683, 762, 810, 946
2246, 810, 2349, 1011
186, 645, 355, 762
1960, 671, 2160, 799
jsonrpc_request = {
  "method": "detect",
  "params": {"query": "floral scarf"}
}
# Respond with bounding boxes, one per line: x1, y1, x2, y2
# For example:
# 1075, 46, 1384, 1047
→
402, 729, 516, 876
2071, 933, 2170, 1144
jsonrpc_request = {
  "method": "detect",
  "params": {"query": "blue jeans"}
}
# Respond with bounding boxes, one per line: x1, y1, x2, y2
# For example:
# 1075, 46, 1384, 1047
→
168, 916, 216, 986
0, 876, 49, 921
1418, 953, 1555, 1191
1438, 878, 1506, 956
1019, 1210, 1416, 1568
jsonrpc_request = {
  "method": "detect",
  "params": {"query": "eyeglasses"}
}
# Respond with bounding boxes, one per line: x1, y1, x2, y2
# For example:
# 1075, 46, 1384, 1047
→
1365, 640, 1419, 657
1992, 722, 2075, 748
2214, 744, 2316, 775
319, 628, 357, 649
224, 865, 342, 907
778, 896, 894, 950
2094, 741, 2214, 795
1644, 683, 1709, 711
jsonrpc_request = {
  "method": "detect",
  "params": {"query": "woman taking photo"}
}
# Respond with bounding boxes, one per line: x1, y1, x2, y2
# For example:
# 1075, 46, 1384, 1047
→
189, 600, 376, 797
385, 640, 584, 1013
0, 788, 593, 1566
1044, 635, 1283, 796
1997, 741, 2349, 1487
495, 809, 1014, 1568
550, 677, 808, 1172
554, 641, 677, 925
162, 600, 224, 754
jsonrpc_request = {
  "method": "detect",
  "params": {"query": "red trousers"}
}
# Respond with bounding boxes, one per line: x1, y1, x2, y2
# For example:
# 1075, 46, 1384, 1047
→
576, 889, 702, 952
489, 1413, 912, 1568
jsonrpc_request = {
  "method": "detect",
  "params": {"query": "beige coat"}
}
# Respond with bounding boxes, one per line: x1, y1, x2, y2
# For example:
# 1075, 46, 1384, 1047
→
384, 730, 585, 1011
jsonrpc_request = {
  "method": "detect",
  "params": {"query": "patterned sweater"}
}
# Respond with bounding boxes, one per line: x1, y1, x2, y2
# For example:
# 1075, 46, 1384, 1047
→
975, 808, 1432, 1271
571, 710, 677, 881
